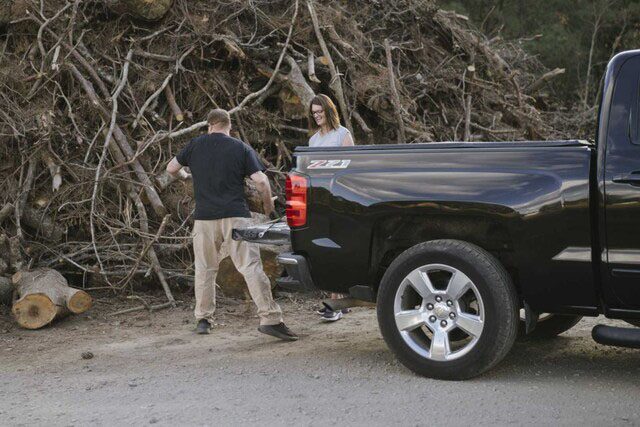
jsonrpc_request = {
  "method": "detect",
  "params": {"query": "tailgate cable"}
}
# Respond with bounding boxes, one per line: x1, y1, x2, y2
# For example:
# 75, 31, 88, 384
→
257, 216, 284, 239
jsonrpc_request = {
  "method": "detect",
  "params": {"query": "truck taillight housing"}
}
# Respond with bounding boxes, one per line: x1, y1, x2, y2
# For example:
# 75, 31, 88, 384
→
285, 174, 308, 228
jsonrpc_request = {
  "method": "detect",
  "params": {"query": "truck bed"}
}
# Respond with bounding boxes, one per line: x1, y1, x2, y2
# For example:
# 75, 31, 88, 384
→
290, 140, 597, 314
295, 140, 591, 152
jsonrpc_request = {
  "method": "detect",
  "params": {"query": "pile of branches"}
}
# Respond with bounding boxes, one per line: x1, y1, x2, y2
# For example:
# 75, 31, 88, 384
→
0, 0, 576, 301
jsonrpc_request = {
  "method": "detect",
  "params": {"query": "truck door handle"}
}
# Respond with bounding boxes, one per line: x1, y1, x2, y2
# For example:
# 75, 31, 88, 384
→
613, 171, 640, 185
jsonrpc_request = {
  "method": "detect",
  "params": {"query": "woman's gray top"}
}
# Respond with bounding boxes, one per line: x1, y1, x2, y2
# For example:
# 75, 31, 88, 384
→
308, 125, 351, 147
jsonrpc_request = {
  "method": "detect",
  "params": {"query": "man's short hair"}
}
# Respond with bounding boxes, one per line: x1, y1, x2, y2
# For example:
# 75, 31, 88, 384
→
207, 109, 231, 128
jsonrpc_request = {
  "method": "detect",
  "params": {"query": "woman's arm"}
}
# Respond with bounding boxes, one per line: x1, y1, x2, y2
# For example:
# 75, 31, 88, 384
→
341, 131, 355, 146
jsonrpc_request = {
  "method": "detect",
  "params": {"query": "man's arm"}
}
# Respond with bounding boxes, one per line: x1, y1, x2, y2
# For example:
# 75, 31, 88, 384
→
166, 157, 191, 180
250, 171, 275, 217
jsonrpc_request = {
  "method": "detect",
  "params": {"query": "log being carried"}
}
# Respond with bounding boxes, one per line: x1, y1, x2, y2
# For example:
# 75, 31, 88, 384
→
11, 269, 92, 329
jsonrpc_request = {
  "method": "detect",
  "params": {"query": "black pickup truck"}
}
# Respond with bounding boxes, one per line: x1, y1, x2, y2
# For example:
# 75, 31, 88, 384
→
237, 50, 640, 379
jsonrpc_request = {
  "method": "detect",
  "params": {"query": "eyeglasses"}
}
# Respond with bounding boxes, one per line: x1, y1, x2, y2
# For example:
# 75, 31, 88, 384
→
312, 110, 324, 117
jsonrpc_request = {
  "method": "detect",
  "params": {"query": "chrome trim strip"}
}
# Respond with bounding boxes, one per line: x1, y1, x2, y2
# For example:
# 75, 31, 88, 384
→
552, 247, 591, 262
277, 255, 299, 265
608, 249, 640, 265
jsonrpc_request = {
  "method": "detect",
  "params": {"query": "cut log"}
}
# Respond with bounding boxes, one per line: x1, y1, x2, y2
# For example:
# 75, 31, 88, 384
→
105, 0, 173, 21
11, 269, 92, 329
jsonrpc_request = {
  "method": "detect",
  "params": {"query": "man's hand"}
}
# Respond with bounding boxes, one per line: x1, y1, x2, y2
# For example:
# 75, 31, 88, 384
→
250, 171, 275, 216
166, 157, 183, 176
178, 169, 192, 180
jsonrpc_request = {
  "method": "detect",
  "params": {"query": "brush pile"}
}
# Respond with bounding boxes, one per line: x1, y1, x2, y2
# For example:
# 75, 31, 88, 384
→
0, 0, 576, 306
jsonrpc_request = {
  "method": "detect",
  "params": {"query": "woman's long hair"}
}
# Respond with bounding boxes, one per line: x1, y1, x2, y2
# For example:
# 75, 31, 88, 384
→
307, 94, 340, 135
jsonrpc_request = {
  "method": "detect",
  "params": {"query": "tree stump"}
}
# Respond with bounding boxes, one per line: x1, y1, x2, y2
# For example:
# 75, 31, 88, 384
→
11, 269, 92, 329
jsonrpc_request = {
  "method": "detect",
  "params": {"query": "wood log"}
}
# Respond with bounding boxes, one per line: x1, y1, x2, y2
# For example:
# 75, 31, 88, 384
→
0, 276, 13, 306
11, 269, 92, 329
156, 170, 266, 214
105, 0, 173, 21
21, 206, 65, 242
0, 1, 13, 30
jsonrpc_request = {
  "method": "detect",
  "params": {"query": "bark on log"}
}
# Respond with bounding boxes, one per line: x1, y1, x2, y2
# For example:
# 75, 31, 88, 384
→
0, 1, 13, 29
0, 276, 13, 306
21, 206, 65, 242
11, 269, 92, 329
105, 0, 173, 21
283, 56, 316, 111
156, 170, 266, 214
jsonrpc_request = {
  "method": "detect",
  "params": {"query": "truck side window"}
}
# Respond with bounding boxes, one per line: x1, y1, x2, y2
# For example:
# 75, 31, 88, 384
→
631, 75, 640, 145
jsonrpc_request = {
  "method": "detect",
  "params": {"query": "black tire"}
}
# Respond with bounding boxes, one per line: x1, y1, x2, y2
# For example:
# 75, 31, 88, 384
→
377, 239, 518, 380
518, 314, 582, 339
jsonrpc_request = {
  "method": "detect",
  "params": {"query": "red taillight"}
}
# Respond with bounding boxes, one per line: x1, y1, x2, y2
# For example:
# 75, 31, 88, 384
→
285, 174, 308, 227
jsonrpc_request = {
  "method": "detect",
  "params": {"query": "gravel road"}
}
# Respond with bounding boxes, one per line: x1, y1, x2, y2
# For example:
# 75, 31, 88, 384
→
0, 297, 639, 426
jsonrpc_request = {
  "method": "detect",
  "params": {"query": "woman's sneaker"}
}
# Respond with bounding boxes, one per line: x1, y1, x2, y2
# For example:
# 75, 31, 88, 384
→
321, 309, 344, 322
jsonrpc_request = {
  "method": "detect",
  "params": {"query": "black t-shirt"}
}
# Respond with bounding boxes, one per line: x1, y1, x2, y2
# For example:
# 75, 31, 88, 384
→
176, 132, 265, 220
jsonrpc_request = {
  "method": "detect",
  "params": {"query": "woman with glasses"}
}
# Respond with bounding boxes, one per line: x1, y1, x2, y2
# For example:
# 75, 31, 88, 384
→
308, 94, 354, 148
307, 94, 354, 321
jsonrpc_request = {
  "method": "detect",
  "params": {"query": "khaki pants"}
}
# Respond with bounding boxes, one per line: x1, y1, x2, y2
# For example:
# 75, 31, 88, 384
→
192, 217, 283, 326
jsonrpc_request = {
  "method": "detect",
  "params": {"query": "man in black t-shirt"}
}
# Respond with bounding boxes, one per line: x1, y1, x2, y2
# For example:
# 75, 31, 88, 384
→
166, 109, 297, 341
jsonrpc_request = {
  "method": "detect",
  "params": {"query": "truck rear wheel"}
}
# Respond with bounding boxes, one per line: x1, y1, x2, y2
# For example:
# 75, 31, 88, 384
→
377, 240, 518, 380
518, 313, 582, 339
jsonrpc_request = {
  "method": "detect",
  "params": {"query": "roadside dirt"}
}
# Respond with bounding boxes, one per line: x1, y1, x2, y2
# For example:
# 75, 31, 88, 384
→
0, 294, 639, 426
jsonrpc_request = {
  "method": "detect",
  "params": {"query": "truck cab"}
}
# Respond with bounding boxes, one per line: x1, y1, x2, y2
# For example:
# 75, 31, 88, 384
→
597, 50, 640, 316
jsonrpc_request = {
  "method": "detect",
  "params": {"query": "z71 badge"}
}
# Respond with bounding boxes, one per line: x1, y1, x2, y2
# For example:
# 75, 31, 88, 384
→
307, 159, 351, 169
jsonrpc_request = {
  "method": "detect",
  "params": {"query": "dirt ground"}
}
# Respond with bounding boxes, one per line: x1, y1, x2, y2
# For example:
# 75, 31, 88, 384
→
0, 293, 639, 426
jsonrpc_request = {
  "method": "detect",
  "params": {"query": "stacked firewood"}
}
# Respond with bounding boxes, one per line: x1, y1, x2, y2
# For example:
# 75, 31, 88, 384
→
0, 0, 581, 325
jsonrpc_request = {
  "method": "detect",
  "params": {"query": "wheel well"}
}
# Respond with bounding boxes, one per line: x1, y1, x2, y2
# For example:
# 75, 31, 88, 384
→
369, 215, 518, 293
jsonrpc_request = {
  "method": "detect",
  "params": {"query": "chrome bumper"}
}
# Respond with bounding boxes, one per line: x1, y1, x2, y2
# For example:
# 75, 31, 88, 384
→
275, 253, 315, 291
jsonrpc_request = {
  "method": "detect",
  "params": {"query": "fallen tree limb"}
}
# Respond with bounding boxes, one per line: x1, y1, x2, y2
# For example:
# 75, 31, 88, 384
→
126, 185, 175, 306
385, 39, 406, 144
69, 63, 167, 217
527, 68, 565, 94
307, 0, 353, 133
164, 85, 184, 122
14, 157, 36, 241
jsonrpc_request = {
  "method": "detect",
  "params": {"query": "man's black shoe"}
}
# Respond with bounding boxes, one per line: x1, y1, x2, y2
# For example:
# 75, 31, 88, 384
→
258, 322, 298, 341
195, 319, 211, 335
